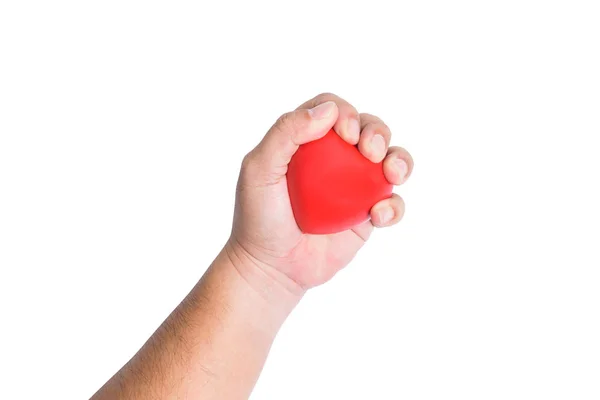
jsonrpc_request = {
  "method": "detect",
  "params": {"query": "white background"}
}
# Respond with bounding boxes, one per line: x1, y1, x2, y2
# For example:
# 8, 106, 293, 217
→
1, 1, 599, 399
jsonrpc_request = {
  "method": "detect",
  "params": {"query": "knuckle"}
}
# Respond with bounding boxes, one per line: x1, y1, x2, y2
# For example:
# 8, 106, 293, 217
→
346, 110, 360, 122
275, 111, 293, 127
393, 194, 406, 211
314, 93, 359, 117
362, 121, 378, 134
240, 150, 283, 187
359, 112, 378, 121
365, 120, 391, 138
315, 92, 337, 101
360, 113, 387, 126
241, 152, 259, 174
240, 152, 267, 184
274, 111, 296, 132
380, 123, 392, 137
274, 111, 308, 138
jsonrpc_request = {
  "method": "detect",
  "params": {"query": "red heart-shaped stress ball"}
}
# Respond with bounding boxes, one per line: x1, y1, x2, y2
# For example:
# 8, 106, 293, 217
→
287, 129, 393, 234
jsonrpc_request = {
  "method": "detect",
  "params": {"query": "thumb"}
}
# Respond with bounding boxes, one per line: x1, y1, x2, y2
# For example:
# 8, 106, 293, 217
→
253, 101, 338, 171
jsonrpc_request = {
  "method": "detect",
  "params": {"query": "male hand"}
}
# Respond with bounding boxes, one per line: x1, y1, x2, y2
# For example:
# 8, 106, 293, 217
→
227, 93, 414, 296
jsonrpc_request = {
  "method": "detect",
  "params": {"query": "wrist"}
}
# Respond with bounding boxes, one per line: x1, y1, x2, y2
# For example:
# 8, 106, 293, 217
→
221, 238, 305, 317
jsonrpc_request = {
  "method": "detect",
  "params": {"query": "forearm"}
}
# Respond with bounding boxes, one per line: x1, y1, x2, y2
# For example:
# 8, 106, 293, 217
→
91, 242, 303, 400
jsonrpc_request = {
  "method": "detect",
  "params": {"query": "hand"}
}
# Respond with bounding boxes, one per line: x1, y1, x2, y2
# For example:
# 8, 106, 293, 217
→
226, 93, 413, 296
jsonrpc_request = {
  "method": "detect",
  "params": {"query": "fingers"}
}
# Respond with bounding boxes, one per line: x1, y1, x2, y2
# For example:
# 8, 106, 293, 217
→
251, 101, 339, 172
383, 146, 414, 185
357, 113, 391, 163
358, 113, 414, 185
359, 113, 411, 228
248, 93, 414, 191
296, 93, 361, 145
370, 194, 405, 228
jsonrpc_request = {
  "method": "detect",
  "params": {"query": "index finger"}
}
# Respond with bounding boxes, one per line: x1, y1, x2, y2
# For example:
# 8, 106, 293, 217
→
296, 92, 360, 145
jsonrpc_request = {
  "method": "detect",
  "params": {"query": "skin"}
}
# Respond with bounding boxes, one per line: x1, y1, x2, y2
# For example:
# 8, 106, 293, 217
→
91, 93, 414, 399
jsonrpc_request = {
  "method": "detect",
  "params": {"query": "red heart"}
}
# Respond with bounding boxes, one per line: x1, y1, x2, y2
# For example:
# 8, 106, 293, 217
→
287, 129, 393, 234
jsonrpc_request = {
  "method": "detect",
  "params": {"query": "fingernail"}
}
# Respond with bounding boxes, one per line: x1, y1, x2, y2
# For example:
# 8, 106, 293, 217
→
370, 134, 386, 160
393, 158, 409, 183
346, 119, 360, 143
308, 101, 336, 120
377, 206, 394, 225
